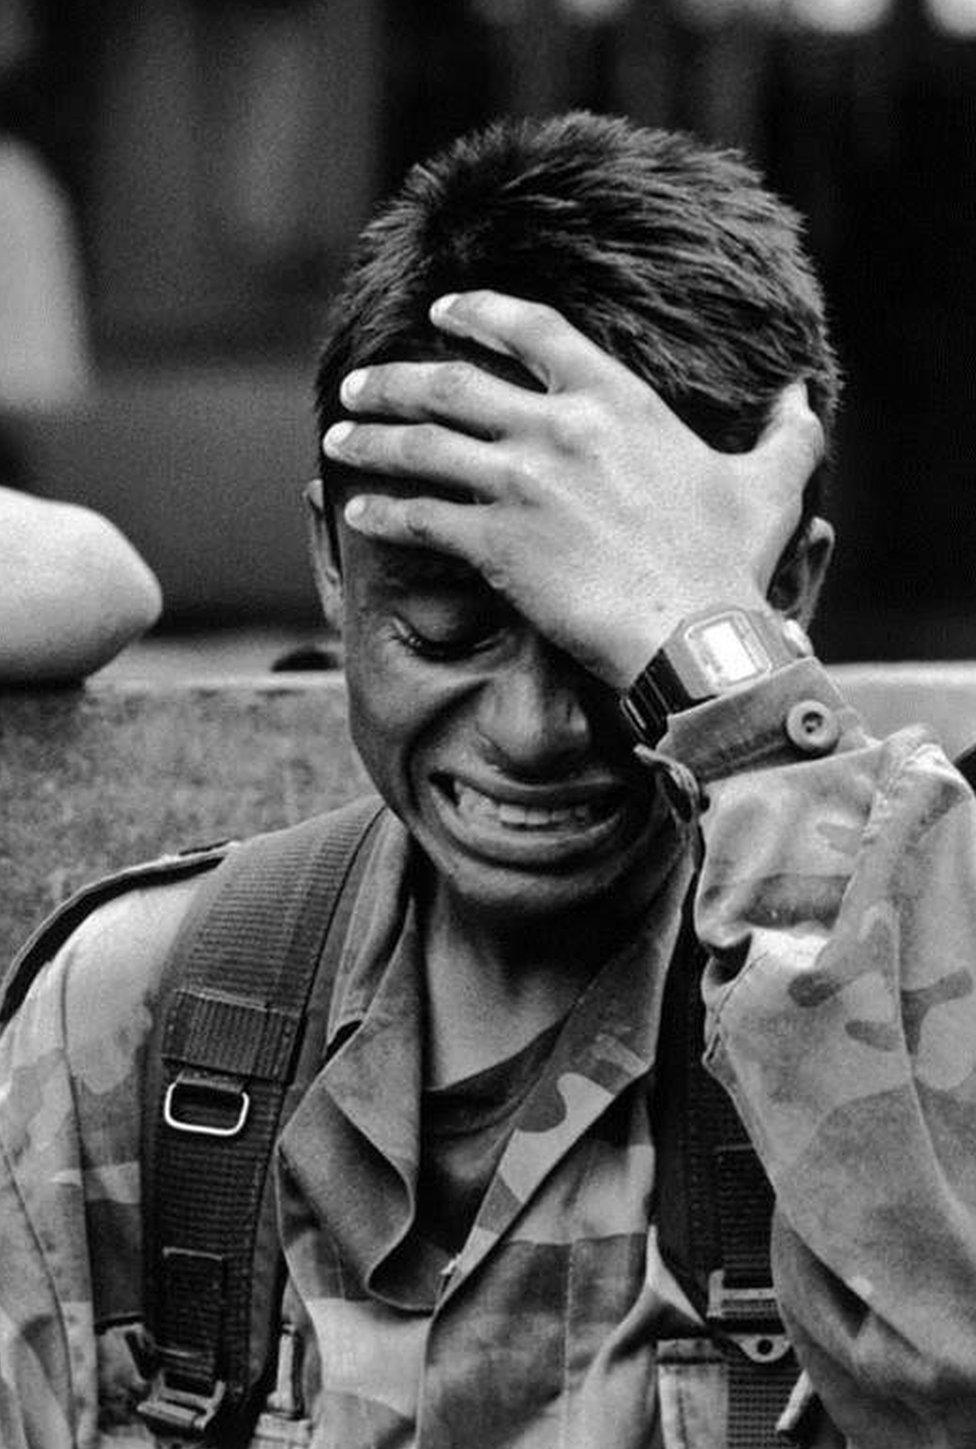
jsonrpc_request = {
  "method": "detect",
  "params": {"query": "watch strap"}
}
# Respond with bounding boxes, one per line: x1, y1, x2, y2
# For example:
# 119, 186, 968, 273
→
621, 606, 811, 743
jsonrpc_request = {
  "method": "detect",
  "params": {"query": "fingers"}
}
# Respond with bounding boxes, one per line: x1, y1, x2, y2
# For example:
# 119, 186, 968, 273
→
429, 290, 643, 401
343, 491, 487, 566
339, 358, 538, 438
323, 418, 502, 496
336, 291, 681, 442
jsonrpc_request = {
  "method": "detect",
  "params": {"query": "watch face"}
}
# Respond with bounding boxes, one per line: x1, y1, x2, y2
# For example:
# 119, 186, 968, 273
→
621, 604, 808, 743
683, 611, 772, 691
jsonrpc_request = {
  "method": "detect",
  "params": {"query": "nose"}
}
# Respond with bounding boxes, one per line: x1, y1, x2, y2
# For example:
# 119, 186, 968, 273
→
474, 635, 593, 778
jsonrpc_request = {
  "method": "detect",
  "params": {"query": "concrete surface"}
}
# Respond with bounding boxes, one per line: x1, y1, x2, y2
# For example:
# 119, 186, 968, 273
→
0, 673, 368, 959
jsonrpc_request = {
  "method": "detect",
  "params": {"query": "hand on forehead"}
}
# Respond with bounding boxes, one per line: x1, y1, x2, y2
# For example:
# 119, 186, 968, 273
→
323, 290, 824, 689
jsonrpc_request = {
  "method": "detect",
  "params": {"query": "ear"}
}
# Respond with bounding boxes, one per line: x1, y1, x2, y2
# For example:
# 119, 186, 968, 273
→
767, 516, 834, 627
304, 478, 344, 629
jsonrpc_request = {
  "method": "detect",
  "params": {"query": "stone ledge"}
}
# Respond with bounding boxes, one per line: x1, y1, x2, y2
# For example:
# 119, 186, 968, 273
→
0, 674, 368, 956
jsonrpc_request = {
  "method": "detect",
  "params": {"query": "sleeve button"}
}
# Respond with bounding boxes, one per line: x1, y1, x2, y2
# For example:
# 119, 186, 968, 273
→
785, 699, 840, 755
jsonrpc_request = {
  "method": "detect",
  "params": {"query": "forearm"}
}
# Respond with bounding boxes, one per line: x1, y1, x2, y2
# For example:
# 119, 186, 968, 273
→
0, 492, 162, 683
665, 663, 976, 1444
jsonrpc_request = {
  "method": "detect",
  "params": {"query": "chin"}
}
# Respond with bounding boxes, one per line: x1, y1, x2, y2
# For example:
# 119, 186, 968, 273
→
414, 810, 665, 929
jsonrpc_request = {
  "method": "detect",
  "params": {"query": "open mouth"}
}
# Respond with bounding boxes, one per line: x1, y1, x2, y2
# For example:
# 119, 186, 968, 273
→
452, 780, 616, 831
430, 773, 631, 865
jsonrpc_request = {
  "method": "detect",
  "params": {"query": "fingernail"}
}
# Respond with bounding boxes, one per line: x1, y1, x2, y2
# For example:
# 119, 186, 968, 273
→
323, 420, 354, 455
344, 495, 367, 525
340, 370, 367, 405
430, 293, 460, 324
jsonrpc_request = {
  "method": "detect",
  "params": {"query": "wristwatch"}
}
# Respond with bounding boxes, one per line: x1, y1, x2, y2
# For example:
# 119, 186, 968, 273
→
620, 604, 812, 744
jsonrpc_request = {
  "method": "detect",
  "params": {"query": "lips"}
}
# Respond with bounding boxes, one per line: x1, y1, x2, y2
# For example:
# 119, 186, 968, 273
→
429, 771, 631, 867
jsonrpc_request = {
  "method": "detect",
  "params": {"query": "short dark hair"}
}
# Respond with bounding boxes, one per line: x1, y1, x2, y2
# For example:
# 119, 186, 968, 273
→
316, 110, 839, 501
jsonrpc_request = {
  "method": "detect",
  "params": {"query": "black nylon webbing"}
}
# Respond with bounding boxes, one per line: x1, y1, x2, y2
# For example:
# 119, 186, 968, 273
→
141, 795, 383, 1440
715, 1144, 776, 1283
653, 892, 795, 1448
727, 1356, 800, 1449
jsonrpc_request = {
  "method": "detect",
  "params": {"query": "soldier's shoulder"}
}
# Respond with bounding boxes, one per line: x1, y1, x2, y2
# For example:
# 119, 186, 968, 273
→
2, 843, 231, 1035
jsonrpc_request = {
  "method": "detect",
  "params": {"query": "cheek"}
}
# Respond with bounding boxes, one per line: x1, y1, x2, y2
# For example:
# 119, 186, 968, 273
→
345, 644, 414, 762
343, 629, 466, 787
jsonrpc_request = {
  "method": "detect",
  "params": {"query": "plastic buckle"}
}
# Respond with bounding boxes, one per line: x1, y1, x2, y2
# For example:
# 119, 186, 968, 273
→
163, 1070, 250, 1138
137, 1371, 226, 1436
706, 1269, 792, 1364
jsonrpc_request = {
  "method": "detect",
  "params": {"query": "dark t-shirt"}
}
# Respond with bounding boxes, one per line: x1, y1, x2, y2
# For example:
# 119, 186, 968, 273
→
376, 1017, 566, 1308
417, 1017, 566, 1258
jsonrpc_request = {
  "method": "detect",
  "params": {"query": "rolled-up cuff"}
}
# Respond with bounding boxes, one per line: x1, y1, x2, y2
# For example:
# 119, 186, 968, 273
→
657, 659, 865, 785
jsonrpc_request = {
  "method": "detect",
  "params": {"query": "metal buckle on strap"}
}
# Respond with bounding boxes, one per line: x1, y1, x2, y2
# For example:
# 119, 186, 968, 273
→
707, 1269, 792, 1364
163, 1070, 250, 1138
137, 1371, 226, 1436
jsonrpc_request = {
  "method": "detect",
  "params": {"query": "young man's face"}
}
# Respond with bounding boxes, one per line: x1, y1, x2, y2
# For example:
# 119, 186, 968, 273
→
334, 501, 670, 927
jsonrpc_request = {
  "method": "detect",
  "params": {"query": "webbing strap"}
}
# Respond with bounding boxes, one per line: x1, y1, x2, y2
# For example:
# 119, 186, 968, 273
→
727, 1356, 801, 1449
653, 893, 794, 1448
140, 796, 384, 1443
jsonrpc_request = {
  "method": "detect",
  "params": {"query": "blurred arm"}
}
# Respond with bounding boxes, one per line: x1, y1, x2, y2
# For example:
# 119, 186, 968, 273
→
0, 488, 162, 683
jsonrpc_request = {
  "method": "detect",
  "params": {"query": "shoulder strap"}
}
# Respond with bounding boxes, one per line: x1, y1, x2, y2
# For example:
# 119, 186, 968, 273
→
138, 794, 385, 1443
0, 843, 231, 1031
652, 890, 798, 1448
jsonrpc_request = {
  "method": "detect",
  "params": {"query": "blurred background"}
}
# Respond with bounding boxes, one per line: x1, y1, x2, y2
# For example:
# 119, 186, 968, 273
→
4, 0, 976, 664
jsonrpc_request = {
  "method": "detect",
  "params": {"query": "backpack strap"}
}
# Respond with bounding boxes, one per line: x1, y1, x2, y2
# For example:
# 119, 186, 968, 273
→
0, 843, 232, 1031
138, 795, 385, 1444
653, 890, 797, 1449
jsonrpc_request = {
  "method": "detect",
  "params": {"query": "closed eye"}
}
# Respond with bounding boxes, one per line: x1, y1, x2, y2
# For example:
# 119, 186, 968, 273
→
392, 615, 506, 662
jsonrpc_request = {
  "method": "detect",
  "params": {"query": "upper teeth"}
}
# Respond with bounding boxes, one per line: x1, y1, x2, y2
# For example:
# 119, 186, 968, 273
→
454, 782, 602, 829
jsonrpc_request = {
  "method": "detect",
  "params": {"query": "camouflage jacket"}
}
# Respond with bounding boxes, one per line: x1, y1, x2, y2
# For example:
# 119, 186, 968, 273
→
2, 658, 976, 1447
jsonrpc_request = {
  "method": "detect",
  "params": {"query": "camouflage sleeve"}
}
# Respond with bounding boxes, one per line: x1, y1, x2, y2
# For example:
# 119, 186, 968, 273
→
0, 878, 198, 1448
669, 663, 976, 1446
